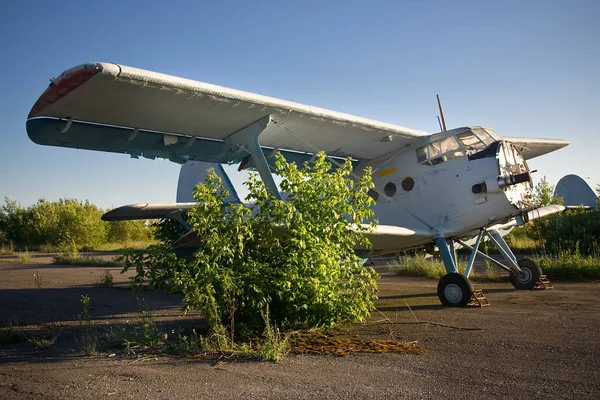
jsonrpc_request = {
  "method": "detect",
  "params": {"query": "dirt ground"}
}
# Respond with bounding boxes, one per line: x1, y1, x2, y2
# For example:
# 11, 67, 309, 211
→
1, 254, 599, 399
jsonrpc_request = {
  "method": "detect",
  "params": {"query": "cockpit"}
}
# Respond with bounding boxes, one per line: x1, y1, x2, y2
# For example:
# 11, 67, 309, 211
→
416, 127, 501, 166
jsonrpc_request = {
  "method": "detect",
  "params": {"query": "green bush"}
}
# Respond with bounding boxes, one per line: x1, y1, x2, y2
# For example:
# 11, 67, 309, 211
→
106, 220, 151, 243
505, 208, 600, 256
151, 218, 188, 245
122, 152, 379, 334
0, 197, 153, 250
536, 251, 600, 281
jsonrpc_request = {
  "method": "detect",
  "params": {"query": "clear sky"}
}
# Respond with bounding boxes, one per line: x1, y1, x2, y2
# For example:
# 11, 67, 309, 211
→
1, 0, 598, 208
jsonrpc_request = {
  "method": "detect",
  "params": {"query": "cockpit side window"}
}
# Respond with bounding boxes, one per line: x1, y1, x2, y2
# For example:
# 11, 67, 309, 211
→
416, 136, 463, 166
416, 146, 428, 163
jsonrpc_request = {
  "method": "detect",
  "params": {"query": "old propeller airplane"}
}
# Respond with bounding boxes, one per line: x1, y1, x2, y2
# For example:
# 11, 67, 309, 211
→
26, 62, 568, 306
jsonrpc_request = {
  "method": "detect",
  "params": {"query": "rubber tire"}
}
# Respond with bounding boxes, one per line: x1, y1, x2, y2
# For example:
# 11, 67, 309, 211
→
510, 258, 542, 290
437, 273, 474, 307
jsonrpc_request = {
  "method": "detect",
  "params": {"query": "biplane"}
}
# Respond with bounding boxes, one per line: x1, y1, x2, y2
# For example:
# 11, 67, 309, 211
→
26, 63, 568, 306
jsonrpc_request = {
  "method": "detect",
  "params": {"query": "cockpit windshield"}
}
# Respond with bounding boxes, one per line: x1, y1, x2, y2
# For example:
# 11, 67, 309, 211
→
457, 127, 496, 150
415, 127, 500, 166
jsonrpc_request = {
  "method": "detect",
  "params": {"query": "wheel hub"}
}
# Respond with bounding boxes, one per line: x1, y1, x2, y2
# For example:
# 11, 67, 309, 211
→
516, 268, 532, 284
444, 283, 463, 304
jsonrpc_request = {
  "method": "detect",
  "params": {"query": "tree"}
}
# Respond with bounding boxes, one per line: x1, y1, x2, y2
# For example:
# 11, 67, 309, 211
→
106, 220, 151, 243
533, 176, 563, 207
122, 152, 379, 334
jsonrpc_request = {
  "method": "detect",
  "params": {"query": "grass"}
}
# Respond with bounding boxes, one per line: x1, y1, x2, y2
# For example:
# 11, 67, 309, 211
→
389, 256, 450, 280
34, 270, 43, 288
36, 240, 156, 253
18, 250, 34, 264
100, 302, 290, 362
388, 256, 507, 282
1, 320, 56, 349
53, 252, 120, 267
0, 327, 25, 345
78, 294, 97, 355
389, 251, 600, 282
255, 308, 290, 361
535, 251, 600, 281
90, 240, 157, 252
27, 331, 57, 350
0, 242, 15, 255
97, 269, 114, 287
505, 234, 542, 254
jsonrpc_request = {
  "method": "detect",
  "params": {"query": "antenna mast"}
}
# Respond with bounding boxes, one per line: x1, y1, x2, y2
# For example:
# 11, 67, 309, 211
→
436, 94, 447, 132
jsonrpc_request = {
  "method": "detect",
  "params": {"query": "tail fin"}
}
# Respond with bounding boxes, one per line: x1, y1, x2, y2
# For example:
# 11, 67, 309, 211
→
176, 161, 241, 203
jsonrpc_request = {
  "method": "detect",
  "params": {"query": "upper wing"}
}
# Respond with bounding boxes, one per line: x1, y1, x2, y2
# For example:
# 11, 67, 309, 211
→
505, 137, 569, 160
27, 63, 427, 162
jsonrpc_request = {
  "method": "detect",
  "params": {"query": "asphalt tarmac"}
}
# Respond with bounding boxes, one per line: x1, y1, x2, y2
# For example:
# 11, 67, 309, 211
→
1, 255, 599, 399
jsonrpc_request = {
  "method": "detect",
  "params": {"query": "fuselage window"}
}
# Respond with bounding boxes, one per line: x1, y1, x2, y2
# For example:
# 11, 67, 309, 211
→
402, 177, 415, 191
367, 189, 379, 201
384, 182, 396, 197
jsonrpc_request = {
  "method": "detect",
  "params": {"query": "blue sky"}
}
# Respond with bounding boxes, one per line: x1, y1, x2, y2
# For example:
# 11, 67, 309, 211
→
1, 0, 598, 208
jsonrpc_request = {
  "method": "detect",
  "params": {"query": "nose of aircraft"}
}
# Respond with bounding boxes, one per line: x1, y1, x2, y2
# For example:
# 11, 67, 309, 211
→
498, 141, 534, 210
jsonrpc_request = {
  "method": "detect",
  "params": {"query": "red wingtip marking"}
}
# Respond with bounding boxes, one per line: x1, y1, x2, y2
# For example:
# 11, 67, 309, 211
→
28, 64, 102, 118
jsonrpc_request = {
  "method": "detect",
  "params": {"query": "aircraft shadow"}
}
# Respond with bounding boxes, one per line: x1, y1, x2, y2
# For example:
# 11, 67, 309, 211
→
376, 304, 445, 312
377, 293, 436, 300
480, 288, 517, 294
0, 286, 189, 325
0, 284, 209, 365
0, 263, 125, 271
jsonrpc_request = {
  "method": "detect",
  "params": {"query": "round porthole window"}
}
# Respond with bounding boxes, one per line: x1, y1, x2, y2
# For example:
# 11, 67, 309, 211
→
367, 189, 379, 201
402, 177, 415, 191
384, 182, 396, 197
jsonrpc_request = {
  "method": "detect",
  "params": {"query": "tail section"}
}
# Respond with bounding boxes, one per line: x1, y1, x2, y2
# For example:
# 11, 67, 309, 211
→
176, 161, 241, 203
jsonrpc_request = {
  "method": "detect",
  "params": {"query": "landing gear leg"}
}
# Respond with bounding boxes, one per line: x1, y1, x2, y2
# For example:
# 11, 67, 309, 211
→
486, 229, 542, 290
435, 237, 474, 307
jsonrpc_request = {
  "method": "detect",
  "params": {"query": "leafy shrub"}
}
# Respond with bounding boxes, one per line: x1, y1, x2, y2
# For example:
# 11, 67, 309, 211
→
151, 218, 188, 245
122, 152, 379, 335
106, 220, 151, 243
505, 208, 600, 256
535, 250, 600, 281
0, 197, 153, 251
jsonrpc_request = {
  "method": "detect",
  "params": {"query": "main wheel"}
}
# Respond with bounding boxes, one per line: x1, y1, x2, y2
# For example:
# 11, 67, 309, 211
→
437, 273, 474, 307
510, 258, 542, 290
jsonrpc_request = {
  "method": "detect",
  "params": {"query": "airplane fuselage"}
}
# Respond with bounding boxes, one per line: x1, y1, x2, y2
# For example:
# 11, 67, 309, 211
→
365, 126, 533, 251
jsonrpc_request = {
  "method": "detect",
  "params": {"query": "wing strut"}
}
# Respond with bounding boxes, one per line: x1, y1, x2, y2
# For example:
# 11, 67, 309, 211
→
223, 115, 282, 199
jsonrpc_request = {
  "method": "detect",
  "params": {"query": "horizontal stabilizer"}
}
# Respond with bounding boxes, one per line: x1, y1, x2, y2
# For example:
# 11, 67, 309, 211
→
361, 224, 433, 255
102, 203, 197, 221
488, 204, 565, 231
